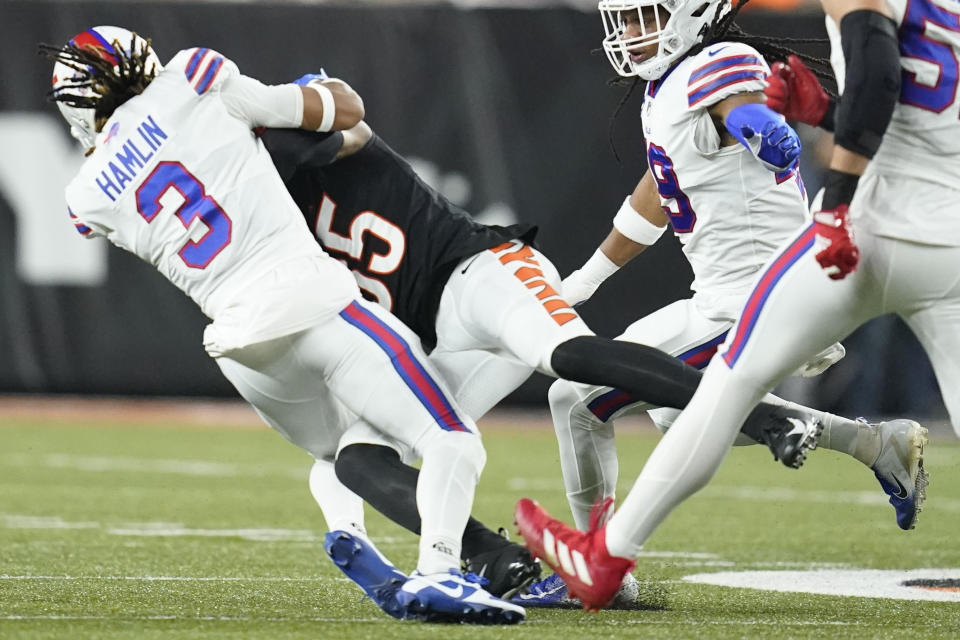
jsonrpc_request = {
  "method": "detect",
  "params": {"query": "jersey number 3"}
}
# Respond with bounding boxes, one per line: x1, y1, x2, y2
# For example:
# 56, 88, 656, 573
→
314, 193, 406, 311
136, 162, 232, 268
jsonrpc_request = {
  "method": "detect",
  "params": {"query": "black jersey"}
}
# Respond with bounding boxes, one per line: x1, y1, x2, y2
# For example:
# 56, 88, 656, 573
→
262, 129, 535, 348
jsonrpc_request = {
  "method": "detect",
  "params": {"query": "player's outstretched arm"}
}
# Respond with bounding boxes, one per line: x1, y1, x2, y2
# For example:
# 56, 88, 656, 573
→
562, 172, 667, 306
300, 78, 364, 132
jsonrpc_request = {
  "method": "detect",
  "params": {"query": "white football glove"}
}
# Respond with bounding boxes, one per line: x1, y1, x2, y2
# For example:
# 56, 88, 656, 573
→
560, 249, 620, 307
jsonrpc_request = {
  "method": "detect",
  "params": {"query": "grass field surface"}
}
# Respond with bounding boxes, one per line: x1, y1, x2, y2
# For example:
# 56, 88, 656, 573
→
2, 401, 959, 638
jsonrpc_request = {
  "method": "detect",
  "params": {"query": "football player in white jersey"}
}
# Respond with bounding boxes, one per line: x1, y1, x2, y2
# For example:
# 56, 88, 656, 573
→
516, 0, 927, 609
515, 0, 943, 610
43, 26, 523, 624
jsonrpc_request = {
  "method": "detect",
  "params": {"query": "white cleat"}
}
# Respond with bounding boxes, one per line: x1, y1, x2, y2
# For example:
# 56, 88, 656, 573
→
396, 569, 525, 624
869, 419, 929, 531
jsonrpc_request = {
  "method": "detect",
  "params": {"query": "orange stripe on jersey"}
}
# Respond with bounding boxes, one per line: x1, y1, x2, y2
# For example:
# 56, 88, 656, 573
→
492, 242, 580, 327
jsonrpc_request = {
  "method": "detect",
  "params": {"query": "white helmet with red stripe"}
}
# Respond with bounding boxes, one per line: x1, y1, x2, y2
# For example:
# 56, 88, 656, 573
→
50, 26, 162, 149
599, 0, 730, 80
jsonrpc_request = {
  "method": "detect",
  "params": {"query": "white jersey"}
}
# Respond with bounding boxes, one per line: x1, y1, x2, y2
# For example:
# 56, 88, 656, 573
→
65, 48, 359, 354
827, 0, 960, 245
641, 42, 808, 321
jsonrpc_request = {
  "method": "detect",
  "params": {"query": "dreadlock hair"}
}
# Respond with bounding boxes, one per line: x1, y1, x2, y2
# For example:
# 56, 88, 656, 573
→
608, 0, 836, 161
39, 33, 158, 131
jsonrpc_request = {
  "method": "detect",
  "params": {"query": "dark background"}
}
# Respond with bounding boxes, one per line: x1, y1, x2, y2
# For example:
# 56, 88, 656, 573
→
0, 1, 944, 421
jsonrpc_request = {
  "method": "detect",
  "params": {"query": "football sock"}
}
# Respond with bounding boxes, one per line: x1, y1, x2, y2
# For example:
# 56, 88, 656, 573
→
335, 443, 505, 561
415, 431, 484, 575
308, 458, 367, 537
549, 380, 621, 531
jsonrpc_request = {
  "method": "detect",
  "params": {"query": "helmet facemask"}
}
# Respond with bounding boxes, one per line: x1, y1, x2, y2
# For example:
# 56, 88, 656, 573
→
599, 0, 730, 81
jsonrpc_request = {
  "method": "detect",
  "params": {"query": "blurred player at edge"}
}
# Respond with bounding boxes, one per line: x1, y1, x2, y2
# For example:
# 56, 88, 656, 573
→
43, 27, 523, 624
517, 0, 944, 610
531, 0, 928, 607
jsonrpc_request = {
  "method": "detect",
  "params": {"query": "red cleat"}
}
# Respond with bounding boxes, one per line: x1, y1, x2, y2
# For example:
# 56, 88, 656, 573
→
514, 498, 635, 611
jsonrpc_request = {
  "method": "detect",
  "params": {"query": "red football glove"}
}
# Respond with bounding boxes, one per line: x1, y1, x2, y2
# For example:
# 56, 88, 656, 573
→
764, 55, 831, 127
812, 205, 859, 280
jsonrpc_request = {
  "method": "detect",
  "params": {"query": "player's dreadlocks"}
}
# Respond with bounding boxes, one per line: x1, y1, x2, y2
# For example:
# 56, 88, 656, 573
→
608, 0, 836, 161
39, 33, 158, 131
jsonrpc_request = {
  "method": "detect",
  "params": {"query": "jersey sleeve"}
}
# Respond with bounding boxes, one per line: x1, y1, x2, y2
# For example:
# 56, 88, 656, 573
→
167, 48, 303, 128
67, 207, 103, 239
685, 42, 770, 110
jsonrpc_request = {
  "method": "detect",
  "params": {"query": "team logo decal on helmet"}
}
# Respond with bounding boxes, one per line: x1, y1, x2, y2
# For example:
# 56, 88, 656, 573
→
49, 26, 163, 150
599, 0, 731, 80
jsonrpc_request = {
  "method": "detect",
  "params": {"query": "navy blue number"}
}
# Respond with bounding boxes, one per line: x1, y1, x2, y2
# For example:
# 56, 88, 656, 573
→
136, 162, 232, 268
647, 143, 697, 233
899, 0, 960, 113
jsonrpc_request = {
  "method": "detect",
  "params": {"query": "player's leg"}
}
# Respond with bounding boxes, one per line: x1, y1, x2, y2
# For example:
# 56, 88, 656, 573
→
517, 224, 877, 609
297, 299, 523, 621
450, 241, 811, 462
550, 299, 733, 531
895, 241, 960, 436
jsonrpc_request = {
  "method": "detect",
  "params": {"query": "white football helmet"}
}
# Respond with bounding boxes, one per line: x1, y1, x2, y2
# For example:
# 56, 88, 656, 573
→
50, 26, 163, 149
599, 0, 731, 80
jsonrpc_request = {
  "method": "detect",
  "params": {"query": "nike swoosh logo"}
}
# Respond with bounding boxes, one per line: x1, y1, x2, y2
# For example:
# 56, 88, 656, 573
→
460, 255, 481, 274
429, 582, 465, 598
890, 475, 908, 500
707, 46, 729, 57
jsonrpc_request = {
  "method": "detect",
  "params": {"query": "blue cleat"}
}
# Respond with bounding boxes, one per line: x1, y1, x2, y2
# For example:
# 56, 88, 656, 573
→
870, 419, 929, 530
512, 572, 641, 610
396, 569, 525, 624
324, 530, 409, 619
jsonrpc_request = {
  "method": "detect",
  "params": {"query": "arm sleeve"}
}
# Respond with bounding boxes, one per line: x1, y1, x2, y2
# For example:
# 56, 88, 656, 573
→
68, 207, 104, 239
220, 75, 304, 129
686, 42, 770, 109
260, 129, 345, 182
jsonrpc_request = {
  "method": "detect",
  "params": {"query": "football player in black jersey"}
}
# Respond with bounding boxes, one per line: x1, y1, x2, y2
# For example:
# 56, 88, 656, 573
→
259, 117, 821, 602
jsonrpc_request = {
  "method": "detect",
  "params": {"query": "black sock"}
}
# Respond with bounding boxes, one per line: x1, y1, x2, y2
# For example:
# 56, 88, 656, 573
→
551, 335, 780, 440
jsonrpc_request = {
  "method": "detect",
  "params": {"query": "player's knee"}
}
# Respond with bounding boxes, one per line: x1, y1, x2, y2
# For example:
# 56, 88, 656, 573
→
420, 430, 486, 481
549, 379, 602, 433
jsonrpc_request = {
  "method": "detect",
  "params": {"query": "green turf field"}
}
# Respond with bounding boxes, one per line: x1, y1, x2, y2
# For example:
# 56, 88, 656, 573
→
2, 409, 959, 639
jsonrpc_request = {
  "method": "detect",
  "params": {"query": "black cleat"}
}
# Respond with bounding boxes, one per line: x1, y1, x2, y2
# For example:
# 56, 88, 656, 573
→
755, 407, 823, 469
464, 529, 541, 598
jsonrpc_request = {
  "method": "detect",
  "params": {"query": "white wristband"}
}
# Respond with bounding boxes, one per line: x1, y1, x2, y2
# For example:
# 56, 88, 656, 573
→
308, 82, 336, 132
612, 196, 668, 246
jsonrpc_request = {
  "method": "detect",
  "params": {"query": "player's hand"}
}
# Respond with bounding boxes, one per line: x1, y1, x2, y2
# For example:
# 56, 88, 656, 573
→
560, 269, 599, 307
812, 205, 859, 280
764, 55, 831, 127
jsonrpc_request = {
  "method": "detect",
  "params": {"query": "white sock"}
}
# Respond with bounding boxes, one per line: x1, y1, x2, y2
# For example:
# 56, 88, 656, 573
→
308, 458, 367, 537
415, 431, 485, 575
549, 380, 623, 531
605, 361, 764, 558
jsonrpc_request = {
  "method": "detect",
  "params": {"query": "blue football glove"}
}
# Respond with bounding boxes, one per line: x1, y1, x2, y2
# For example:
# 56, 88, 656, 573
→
725, 103, 801, 172
293, 70, 329, 86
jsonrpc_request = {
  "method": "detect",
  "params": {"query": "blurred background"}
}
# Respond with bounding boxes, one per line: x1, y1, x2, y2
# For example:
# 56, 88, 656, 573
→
0, 0, 945, 425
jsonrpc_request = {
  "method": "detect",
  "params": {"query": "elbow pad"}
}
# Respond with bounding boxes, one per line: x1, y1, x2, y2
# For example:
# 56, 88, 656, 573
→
835, 10, 901, 158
